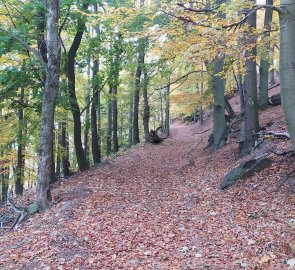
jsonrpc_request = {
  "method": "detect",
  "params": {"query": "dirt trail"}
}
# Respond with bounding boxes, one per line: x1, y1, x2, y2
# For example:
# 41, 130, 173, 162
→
0, 115, 294, 270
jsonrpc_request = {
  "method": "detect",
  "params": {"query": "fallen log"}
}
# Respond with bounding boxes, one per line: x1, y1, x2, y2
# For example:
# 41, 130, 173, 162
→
220, 157, 272, 190
255, 130, 290, 139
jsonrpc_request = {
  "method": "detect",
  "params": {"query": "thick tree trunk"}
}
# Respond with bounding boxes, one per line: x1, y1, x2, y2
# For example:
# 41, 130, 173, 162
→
142, 67, 150, 141
36, 0, 60, 211
133, 41, 145, 145
280, 1, 295, 150
15, 88, 24, 195
213, 56, 228, 149
67, 3, 89, 172
259, 0, 273, 109
240, 9, 259, 157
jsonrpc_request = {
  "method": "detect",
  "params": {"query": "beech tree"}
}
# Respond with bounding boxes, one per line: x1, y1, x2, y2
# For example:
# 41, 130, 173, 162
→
279, 0, 295, 150
36, 0, 61, 211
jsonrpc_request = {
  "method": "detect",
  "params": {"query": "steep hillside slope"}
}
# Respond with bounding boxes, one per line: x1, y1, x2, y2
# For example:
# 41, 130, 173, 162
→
0, 86, 294, 270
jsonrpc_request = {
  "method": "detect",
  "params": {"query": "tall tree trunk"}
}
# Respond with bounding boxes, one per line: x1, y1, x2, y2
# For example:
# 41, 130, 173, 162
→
36, 0, 60, 211
165, 85, 170, 137
67, 3, 89, 172
240, 8, 259, 157
1, 168, 8, 203
61, 122, 70, 177
259, 0, 273, 109
142, 66, 150, 141
56, 122, 61, 178
113, 85, 119, 152
200, 68, 204, 125
107, 87, 112, 155
212, 56, 228, 149
83, 59, 91, 161
91, 57, 101, 163
160, 91, 164, 130
128, 91, 133, 147
133, 41, 145, 145
280, 0, 295, 149
15, 88, 24, 195
91, 4, 101, 164
269, 45, 276, 86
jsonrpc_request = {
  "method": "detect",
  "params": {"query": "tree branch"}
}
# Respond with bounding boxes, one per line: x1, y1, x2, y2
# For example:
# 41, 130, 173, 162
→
155, 70, 209, 91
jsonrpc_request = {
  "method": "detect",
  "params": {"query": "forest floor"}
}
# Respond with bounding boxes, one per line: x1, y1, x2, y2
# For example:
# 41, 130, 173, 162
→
0, 87, 294, 270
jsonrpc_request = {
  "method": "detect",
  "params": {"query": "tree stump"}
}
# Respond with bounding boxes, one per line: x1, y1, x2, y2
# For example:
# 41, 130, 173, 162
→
148, 126, 163, 144
269, 93, 281, 106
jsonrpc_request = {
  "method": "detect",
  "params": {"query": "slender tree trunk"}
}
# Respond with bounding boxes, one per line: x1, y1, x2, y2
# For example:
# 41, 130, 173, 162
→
280, 0, 295, 149
259, 0, 273, 109
269, 45, 276, 86
240, 8, 259, 157
91, 57, 101, 163
15, 88, 24, 195
107, 87, 112, 155
67, 3, 89, 171
83, 59, 91, 161
133, 41, 145, 145
165, 85, 170, 137
112, 85, 119, 152
160, 91, 164, 130
56, 122, 61, 178
36, 0, 60, 211
61, 122, 70, 176
128, 91, 133, 146
142, 67, 150, 141
200, 69, 204, 125
91, 4, 101, 163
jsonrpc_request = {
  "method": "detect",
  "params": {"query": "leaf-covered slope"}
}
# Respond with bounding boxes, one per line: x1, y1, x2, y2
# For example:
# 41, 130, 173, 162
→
0, 87, 294, 269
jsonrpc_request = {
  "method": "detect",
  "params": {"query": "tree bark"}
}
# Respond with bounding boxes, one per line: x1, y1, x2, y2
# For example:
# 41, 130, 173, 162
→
133, 41, 145, 145
128, 91, 133, 147
107, 87, 112, 155
259, 0, 273, 109
240, 8, 259, 157
165, 84, 170, 137
112, 85, 119, 152
212, 56, 228, 149
15, 88, 25, 195
83, 59, 91, 161
280, 0, 295, 150
91, 3, 101, 164
91, 58, 101, 163
36, 0, 60, 211
67, 2, 89, 171
61, 122, 70, 177
142, 66, 150, 141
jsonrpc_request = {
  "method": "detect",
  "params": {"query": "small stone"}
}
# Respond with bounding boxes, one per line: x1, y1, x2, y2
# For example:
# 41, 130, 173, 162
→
286, 258, 295, 268
180, 246, 190, 253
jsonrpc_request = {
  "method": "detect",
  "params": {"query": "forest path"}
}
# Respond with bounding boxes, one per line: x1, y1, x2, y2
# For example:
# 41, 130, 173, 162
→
0, 115, 294, 270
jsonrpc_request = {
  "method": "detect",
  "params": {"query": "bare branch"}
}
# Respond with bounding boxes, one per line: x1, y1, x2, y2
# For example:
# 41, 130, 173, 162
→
155, 70, 209, 91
